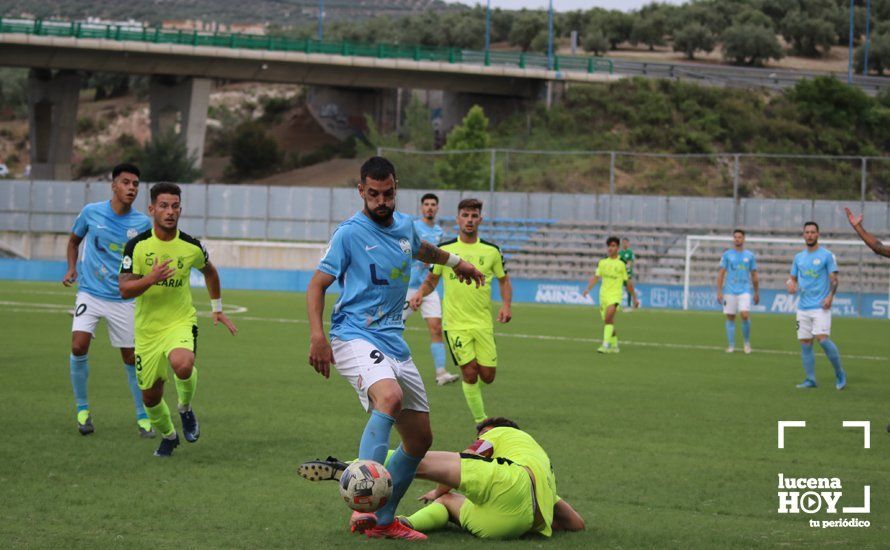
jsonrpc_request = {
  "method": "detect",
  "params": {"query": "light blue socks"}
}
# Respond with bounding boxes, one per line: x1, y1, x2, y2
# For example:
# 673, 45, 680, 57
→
741, 319, 751, 344
374, 445, 423, 526
123, 363, 148, 420
725, 320, 735, 347
430, 342, 446, 371
818, 339, 844, 378
70, 354, 89, 411
359, 410, 395, 464
800, 343, 816, 382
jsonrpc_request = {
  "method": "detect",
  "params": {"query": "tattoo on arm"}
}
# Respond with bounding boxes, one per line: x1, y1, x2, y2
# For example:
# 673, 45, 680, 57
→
829, 275, 839, 296
415, 241, 450, 265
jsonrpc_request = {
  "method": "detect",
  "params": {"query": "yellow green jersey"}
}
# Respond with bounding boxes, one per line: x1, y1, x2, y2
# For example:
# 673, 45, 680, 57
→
432, 238, 506, 330
121, 229, 208, 338
478, 427, 558, 537
596, 256, 628, 305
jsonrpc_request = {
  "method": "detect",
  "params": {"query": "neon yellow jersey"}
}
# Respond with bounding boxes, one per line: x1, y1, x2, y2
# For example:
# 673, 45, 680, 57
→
121, 229, 208, 338
596, 256, 628, 305
432, 238, 506, 330
480, 427, 558, 537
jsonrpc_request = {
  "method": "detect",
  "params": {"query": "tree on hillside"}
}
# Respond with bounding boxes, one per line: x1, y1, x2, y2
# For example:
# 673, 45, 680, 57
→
673, 22, 716, 60
139, 131, 201, 183
508, 10, 547, 52
722, 9, 784, 66
630, 11, 667, 50
583, 27, 610, 56
779, 1, 838, 57
855, 31, 890, 75
435, 105, 491, 190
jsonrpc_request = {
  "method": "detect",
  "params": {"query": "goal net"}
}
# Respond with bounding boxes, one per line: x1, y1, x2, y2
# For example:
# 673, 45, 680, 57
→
682, 235, 890, 319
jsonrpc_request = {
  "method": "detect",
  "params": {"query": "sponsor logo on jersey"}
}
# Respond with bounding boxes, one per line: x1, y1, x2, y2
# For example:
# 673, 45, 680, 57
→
399, 238, 412, 254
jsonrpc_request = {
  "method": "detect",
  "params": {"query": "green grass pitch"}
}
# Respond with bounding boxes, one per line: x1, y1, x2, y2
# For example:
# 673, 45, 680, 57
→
2, 280, 887, 548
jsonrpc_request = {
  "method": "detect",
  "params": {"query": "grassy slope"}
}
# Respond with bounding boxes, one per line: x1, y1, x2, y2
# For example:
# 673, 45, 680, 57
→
1, 281, 887, 548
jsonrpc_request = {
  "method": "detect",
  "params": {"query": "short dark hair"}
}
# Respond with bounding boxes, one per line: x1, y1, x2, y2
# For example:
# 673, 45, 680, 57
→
733, 229, 745, 236
804, 221, 819, 231
458, 198, 483, 212
475, 417, 520, 434
420, 193, 439, 204
360, 156, 397, 184
150, 182, 182, 203
606, 236, 619, 246
112, 163, 140, 180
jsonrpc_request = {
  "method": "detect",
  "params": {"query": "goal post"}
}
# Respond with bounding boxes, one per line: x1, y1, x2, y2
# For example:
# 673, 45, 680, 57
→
683, 234, 890, 319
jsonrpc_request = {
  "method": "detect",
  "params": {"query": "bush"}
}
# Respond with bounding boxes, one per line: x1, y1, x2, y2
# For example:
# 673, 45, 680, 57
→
434, 105, 491, 190
225, 122, 282, 180
138, 130, 201, 183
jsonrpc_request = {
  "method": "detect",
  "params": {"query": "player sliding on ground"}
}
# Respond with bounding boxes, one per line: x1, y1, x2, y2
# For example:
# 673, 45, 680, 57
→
787, 221, 845, 390
410, 198, 512, 425
299, 416, 585, 539
119, 183, 237, 457
402, 193, 461, 386
716, 229, 759, 354
63, 163, 153, 437
307, 157, 485, 540
583, 236, 639, 353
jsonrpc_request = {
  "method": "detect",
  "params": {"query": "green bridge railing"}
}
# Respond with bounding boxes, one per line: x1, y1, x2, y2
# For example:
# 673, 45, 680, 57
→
0, 17, 613, 75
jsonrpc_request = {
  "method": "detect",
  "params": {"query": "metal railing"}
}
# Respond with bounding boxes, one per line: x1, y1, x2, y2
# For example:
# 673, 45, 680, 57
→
0, 17, 613, 75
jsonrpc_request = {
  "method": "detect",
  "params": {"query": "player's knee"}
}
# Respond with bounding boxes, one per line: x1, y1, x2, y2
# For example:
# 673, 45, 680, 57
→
726, 314, 736, 321
461, 366, 478, 383
120, 348, 135, 365
372, 392, 403, 416
71, 344, 89, 357
479, 370, 496, 384
740, 312, 749, 321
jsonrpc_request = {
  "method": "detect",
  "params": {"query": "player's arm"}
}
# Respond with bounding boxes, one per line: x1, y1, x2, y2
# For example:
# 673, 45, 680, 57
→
497, 274, 512, 323
823, 271, 839, 310
625, 277, 640, 308
786, 274, 798, 294
845, 207, 890, 257
200, 261, 237, 335
409, 271, 441, 311
307, 270, 337, 379
716, 267, 726, 304
552, 498, 585, 532
751, 269, 760, 304
415, 240, 484, 287
118, 260, 175, 299
62, 232, 84, 286
582, 274, 599, 297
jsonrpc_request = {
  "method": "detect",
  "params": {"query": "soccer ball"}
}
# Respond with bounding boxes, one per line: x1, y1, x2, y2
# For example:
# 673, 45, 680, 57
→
339, 460, 393, 513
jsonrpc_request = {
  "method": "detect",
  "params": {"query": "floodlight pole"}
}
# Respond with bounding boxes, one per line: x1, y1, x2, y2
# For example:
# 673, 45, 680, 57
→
848, 0, 854, 84
484, 0, 491, 66
318, 0, 324, 41
547, 0, 554, 71
864, 0, 871, 75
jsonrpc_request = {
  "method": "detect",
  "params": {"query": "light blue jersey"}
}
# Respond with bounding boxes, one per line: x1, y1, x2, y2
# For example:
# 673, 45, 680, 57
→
408, 218, 445, 288
318, 210, 421, 361
72, 201, 151, 301
790, 247, 838, 311
719, 248, 757, 295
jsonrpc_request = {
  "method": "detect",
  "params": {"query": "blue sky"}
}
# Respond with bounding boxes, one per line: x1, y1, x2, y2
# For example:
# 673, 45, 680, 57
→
444, 0, 685, 11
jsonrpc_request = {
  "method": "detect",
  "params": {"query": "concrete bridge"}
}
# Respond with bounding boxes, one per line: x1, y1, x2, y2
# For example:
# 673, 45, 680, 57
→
0, 19, 618, 180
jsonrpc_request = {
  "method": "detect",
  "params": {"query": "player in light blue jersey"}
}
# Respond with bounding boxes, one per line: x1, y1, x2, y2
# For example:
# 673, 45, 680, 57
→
404, 193, 460, 386
306, 157, 485, 541
716, 229, 759, 354
787, 221, 845, 390
62, 163, 153, 436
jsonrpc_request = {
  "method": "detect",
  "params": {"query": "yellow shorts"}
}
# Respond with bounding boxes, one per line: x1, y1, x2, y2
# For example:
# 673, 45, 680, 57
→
444, 329, 497, 367
135, 324, 197, 390
458, 454, 535, 539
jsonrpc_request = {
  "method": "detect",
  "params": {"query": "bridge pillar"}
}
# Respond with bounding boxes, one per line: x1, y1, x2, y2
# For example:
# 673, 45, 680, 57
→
306, 86, 401, 140
27, 69, 82, 180
149, 76, 210, 167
